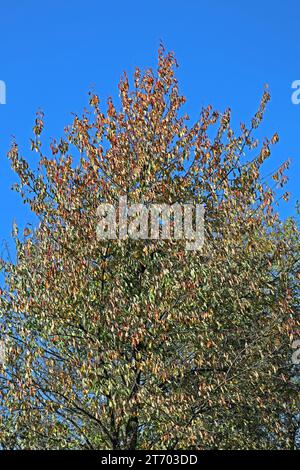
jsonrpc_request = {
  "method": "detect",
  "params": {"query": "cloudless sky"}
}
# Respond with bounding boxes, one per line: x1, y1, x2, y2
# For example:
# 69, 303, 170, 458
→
0, 0, 300, 249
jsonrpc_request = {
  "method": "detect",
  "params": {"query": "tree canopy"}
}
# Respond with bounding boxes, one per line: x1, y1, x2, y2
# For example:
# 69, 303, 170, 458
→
0, 47, 299, 449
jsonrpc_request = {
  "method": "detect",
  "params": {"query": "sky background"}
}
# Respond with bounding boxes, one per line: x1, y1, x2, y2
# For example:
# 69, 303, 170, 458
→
0, 0, 300, 251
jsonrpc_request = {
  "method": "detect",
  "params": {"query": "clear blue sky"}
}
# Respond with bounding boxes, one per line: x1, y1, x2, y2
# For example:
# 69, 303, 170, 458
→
0, 0, 300, 246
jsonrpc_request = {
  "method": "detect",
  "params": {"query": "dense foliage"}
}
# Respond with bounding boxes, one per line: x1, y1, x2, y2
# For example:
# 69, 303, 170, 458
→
0, 48, 299, 449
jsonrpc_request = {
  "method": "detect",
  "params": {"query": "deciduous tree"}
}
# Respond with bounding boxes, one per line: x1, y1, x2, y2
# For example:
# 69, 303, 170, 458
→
0, 47, 299, 449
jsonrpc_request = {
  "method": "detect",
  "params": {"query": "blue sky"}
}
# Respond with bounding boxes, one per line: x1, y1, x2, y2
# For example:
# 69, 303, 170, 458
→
0, 0, 300, 247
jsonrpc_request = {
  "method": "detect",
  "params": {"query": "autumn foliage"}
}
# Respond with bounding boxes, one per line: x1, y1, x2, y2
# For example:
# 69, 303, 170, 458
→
0, 47, 299, 449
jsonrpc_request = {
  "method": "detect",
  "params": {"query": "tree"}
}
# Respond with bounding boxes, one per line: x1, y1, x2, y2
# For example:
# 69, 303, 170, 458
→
0, 47, 299, 449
